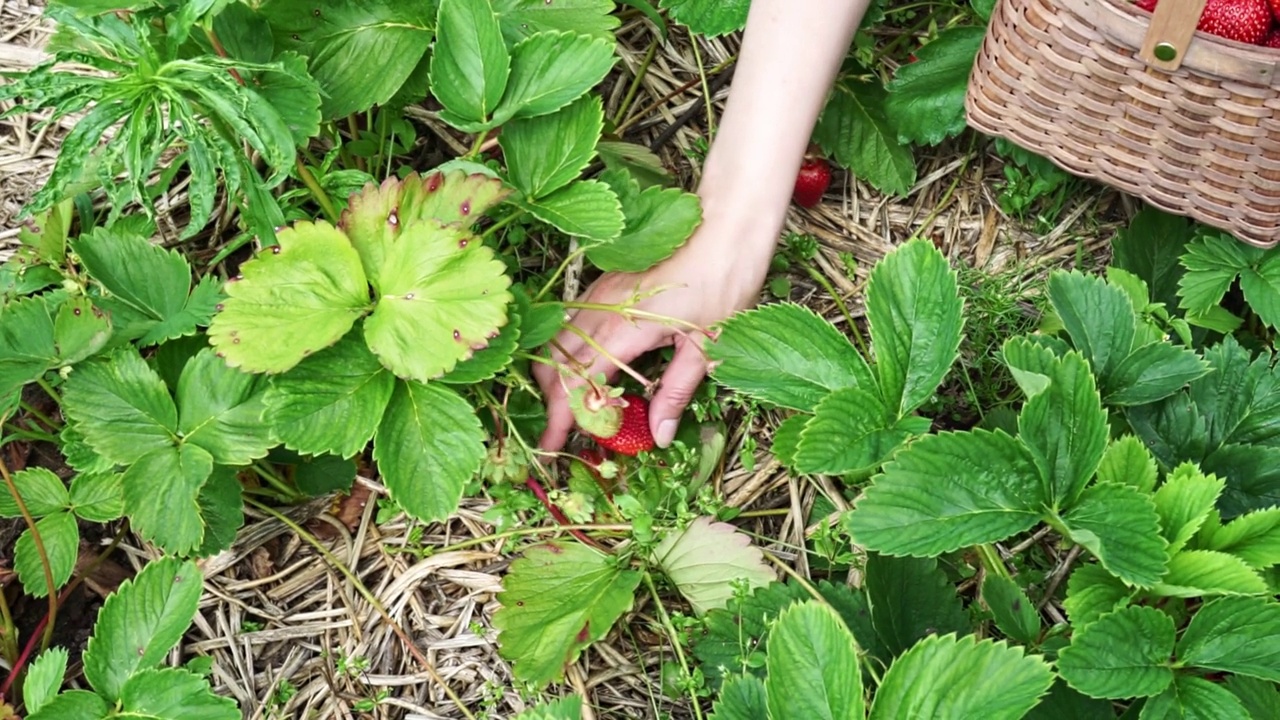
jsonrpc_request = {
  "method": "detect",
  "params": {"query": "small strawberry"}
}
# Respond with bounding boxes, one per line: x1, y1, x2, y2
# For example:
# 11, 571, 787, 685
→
1197, 0, 1270, 44
792, 156, 831, 208
588, 394, 655, 456
1263, 27, 1280, 45
1136, 0, 1156, 11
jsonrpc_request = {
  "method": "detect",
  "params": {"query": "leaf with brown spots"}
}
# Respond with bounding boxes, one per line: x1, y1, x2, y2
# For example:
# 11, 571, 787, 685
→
342, 172, 511, 293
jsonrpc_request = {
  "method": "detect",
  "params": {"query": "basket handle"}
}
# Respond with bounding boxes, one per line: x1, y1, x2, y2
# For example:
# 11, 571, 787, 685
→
1138, 0, 1211, 70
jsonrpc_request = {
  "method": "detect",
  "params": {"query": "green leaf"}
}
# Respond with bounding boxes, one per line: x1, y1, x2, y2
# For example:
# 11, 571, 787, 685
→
845, 429, 1042, 556
26, 691, 109, 720
0, 293, 57, 399
653, 516, 775, 616
1152, 550, 1267, 598
493, 541, 643, 685
54, 295, 111, 364
867, 238, 964, 417
708, 303, 874, 412
771, 414, 806, 470
122, 444, 214, 556
982, 573, 1041, 645
71, 227, 209, 347
517, 301, 565, 350
494, 31, 616, 123
1061, 481, 1168, 588
501, 95, 602, 199
1190, 336, 1278, 449
513, 695, 583, 720
62, 348, 178, 466
1063, 564, 1134, 628
1240, 251, 1280, 330
177, 348, 273, 465
493, 0, 619, 43
1018, 350, 1109, 508
1178, 596, 1280, 681
23, 647, 68, 716
1177, 231, 1260, 315
1097, 436, 1158, 494
208, 221, 371, 374
869, 633, 1055, 720
373, 381, 485, 522
1204, 444, 1280, 520
83, 557, 204, 702
265, 334, 395, 458
196, 466, 244, 558
342, 171, 512, 290
865, 552, 970, 660
1112, 208, 1193, 309
15, 512, 78, 599
693, 582, 811, 686
248, 51, 323, 146
814, 74, 916, 195
362, 220, 512, 382
1025, 680, 1119, 720
18, 200, 71, 266
1106, 342, 1211, 406
0, 467, 69, 517
710, 675, 768, 720
1152, 464, 1224, 556
288, 453, 357, 496
1141, 675, 1250, 720
119, 667, 239, 720
1225, 676, 1280, 720
522, 180, 624, 241
1047, 269, 1137, 380
1057, 606, 1176, 699
1201, 507, 1280, 569
265, 0, 434, 118
584, 184, 702, 273
884, 27, 986, 145
658, 0, 749, 36
793, 388, 909, 475
1126, 394, 1209, 472
429, 0, 509, 125
596, 140, 672, 188
765, 601, 864, 720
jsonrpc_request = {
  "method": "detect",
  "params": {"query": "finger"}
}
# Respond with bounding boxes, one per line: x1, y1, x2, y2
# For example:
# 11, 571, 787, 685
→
648, 338, 709, 448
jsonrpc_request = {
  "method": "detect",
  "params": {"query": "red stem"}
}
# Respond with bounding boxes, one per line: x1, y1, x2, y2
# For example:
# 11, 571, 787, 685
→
524, 476, 605, 550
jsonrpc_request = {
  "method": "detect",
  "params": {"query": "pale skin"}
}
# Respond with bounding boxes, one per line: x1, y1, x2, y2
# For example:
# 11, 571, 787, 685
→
535, 0, 873, 453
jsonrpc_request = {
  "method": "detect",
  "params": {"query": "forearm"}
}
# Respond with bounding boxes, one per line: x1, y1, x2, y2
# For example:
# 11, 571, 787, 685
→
696, 0, 869, 251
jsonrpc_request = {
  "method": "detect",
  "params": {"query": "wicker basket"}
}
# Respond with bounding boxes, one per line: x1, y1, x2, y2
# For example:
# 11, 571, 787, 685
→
965, 0, 1280, 248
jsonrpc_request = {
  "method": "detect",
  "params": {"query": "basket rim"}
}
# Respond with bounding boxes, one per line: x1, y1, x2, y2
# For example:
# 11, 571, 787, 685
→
1056, 0, 1280, 84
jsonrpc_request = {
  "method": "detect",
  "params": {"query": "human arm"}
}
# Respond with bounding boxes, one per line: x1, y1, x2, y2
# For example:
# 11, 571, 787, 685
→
534, 0, 871, 452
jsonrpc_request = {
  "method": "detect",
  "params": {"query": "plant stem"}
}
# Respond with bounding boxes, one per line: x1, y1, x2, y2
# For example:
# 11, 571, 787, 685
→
560, 326, 654, 389
435, 523, 634, 554
523, 475, 606, 550
251, 461, 301, 501
0, 455, 57, 652
33, 377, 61, 406
0, 580, 17, 665
18, 402, 59, 435
2, 426, 59, 445
761, 550, 826, 603
534, 245, 590, 302
481, 210, 525, 241
976, 543, 1011, 580
642, 571, 706, 720
245, 498, 478, 720
562, 301, 707, 333
689, 39, 716, 139
802, 262, 869, 357
295, 158, 339, 223
611, 40, 659, 128
467, 130, 490, 159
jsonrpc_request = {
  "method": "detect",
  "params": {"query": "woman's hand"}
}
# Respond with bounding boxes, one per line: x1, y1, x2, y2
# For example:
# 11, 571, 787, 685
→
533, 0, 870, 454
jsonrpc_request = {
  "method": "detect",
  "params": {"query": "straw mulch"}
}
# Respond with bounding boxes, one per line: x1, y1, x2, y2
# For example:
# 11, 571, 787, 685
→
0, 3, 1123, 718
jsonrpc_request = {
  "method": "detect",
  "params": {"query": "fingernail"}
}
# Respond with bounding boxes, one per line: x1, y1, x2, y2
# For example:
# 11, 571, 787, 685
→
655, 419, 678, 448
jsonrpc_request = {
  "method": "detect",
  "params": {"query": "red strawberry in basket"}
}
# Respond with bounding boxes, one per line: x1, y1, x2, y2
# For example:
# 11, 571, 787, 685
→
1136, 0, 1270, 46
1264, 28, 1280, 46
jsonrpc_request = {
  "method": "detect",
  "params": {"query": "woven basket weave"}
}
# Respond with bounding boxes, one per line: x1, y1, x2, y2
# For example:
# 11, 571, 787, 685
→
965, 0, 1280, 248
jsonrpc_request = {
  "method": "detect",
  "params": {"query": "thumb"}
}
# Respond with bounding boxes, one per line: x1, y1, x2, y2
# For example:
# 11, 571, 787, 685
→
649, 339, 709, 449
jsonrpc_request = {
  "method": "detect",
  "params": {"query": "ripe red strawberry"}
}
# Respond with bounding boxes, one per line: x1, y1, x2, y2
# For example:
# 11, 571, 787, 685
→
792, 157, 831, 208
1263, 27, 1280, 46
588, 394, 655, 456
1136, 0, 1156, 10
1197, 0, 1270, 44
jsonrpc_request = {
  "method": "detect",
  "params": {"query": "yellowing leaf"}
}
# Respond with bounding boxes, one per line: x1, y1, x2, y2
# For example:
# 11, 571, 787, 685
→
653, 516, 775, 616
